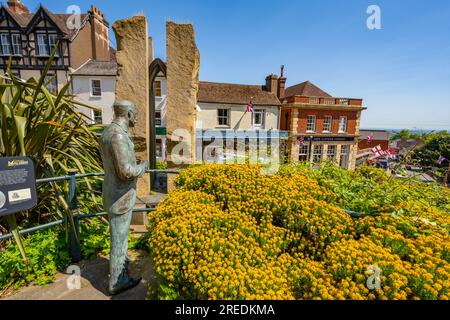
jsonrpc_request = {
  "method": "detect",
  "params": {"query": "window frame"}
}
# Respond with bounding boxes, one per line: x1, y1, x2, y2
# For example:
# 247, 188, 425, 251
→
154, 80, 162, 97
48, 33, 58, 56
11, 33, 21, 56
327, 145, 337, 161
323, 115, 332, 132
155, 110, 162, 126
36, 33, 49, 56
217, 108, 230, 127
299, 144, 309, 162
90, 79, 102, 98
93, 110, 102, 124
0, 33, 11, 56
155, 138, 163, 158
306, 115, 316, 132
312, 145, 323, 163
339, 145, 350, 168
338, 116, 347, 133
252, 109, 265, 128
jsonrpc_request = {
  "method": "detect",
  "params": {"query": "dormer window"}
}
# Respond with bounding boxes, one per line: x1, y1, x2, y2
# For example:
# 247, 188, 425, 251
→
36, 34, 49, 56
36, 33, 58, 56
11, 34, 21, 55
49, 34, 58, 54
0, 33, 11, 55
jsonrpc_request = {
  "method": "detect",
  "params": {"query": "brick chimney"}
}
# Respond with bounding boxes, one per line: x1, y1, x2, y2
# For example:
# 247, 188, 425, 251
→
277, 65, 286, 100
7, 0, 29, 14
90, 5, 110, 61
265, 74, 278, 95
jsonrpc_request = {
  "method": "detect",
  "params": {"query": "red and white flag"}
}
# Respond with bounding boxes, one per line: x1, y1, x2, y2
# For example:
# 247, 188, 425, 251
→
372, 145, 384, 157
246, 97, 254, 113
384, 149, 392, 159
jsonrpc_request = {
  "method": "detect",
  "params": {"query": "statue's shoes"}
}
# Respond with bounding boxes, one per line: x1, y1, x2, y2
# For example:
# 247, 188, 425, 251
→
108, 277, 142, 296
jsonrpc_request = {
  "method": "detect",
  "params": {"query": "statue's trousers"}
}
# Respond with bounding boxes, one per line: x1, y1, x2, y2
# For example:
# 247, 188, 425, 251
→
108, 210, 132, 291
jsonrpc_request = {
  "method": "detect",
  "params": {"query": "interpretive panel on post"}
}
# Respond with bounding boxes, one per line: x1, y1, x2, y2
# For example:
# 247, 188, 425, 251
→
0, 157, 37, 217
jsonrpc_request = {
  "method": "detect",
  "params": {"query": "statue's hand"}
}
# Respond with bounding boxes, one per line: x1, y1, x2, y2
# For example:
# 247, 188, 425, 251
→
139, 160, 149, 177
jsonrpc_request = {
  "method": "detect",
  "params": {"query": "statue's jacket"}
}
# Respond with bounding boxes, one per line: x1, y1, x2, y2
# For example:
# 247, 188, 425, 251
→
99, 121, 145, 215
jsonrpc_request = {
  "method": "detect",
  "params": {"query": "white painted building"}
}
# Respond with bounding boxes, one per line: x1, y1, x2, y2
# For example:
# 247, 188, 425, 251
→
152, 74, 283, 162
196, 81, 280, 131
70, 59, 117, 125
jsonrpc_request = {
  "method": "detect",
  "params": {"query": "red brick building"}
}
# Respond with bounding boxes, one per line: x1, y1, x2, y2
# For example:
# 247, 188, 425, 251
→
278, 78, 366, 169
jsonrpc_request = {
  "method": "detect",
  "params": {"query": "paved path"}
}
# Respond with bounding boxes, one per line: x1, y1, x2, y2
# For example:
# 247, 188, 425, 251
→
2, 249, 156, 300
1, 191, 170, 301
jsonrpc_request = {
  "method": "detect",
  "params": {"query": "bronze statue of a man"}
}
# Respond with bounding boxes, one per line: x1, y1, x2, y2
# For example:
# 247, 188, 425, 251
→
99, 100, 148, 295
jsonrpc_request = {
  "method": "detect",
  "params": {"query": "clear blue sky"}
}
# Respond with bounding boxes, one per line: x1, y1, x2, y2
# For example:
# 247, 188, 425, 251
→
21, 0, 450, 131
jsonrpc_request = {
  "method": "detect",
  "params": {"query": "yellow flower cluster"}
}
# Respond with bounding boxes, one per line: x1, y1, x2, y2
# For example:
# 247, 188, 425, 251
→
148, 164, 449, 300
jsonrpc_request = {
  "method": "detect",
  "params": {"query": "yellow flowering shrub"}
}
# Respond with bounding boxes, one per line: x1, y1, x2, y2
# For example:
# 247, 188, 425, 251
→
148, 164, 449, 300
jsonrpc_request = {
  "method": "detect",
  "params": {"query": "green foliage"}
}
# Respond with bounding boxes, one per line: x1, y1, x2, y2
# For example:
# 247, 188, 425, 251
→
0, 56, 104, 229
0, 228, 69, 293
129, 231, 151, 251
280, 163, 450, 223
412, 133, 450, 168
79, 219, 110, 259
0, 219, 111, 296
390, 129, 422, 141
156, 161, 168, 170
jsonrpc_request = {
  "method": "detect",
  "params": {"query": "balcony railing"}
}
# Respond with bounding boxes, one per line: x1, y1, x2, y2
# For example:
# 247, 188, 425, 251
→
285, 96, 363, 107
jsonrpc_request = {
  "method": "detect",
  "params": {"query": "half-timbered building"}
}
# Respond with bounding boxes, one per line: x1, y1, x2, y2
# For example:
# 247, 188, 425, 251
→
0, 1, 110, 93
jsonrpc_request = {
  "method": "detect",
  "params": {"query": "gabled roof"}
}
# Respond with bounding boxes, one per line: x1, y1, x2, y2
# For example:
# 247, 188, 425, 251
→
1, 6, 31, 27
0, 5, 89, 39
71, 59, 117, 76
285, 81, 331, 98
198, 81, 281, 106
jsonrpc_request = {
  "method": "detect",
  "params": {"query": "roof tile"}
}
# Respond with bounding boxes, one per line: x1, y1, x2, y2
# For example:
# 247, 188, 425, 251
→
198, 81, 280, 106
285, 81, 331, 98
71, 59, 117, 76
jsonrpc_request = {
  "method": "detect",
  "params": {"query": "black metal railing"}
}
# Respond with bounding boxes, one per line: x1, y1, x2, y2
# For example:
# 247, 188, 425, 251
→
0, 169, 180, 262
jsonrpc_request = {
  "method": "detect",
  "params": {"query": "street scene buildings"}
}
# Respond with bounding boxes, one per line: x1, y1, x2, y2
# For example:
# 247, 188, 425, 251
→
1, 0, 449, 304
0, 0, 443, 174
0, 1, 370, 168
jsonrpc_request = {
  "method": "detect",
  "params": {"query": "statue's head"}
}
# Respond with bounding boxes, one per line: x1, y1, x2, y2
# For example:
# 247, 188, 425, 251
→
113, 100, 137, 128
